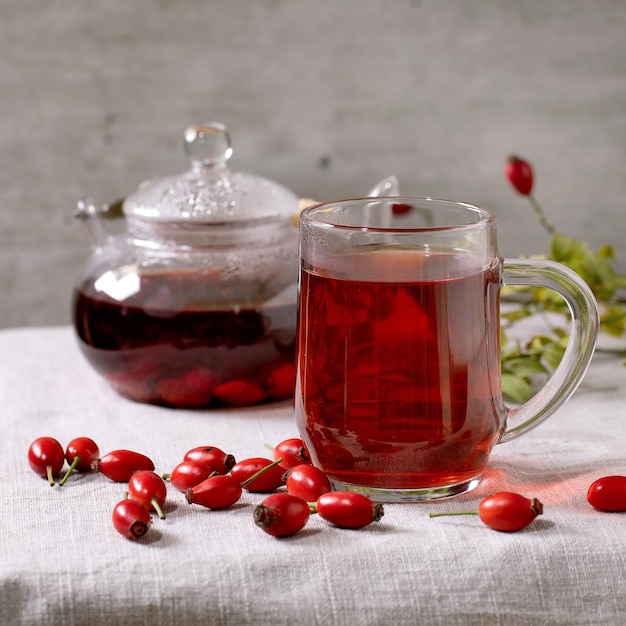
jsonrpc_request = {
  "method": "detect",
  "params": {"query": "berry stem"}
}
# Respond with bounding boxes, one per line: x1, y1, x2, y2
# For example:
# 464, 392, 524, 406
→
46, 466, 56, 487
58, 456, 81, 487
428, 511, 479, 518
527, 194, 556, 235
151, 498, 166, 520
241, 457, 283, 488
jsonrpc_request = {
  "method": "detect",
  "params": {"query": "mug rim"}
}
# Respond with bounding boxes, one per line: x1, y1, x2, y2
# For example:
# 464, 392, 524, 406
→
300, 196, 495, 232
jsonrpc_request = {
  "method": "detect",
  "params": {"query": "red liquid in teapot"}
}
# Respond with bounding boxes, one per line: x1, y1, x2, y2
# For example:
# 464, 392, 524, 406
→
295, 249, 504, 490
73, 271, 296, 408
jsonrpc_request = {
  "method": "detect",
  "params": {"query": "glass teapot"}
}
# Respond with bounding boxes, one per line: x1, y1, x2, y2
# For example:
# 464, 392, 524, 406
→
72, 123, 300, 409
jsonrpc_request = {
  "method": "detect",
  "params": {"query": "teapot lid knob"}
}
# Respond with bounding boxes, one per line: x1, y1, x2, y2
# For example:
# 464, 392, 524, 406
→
123, 121, 298, 224
183, 123, 233, 170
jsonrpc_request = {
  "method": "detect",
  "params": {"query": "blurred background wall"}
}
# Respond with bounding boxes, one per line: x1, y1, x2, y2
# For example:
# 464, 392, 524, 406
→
1, 0, 625, 329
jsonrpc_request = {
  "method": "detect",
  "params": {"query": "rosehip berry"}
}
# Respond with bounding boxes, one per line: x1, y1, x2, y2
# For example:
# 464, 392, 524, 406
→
315, 491, 384, 529
586, 476, 626, 512
128, 470, 168, 519
28, 437, 66, 486
391, 202, 413, 216
157, 368, 215, 407
478, 492, 543, 531
58, 436, 100, 486
254, 493, 310, 538
230, 457, 286, 493
183, 446, 236, 474
186, 475, 243, 510
264, 363, 296, 400
285, 464, 331, 502
273, 437, 310, 469
430, 491, 543, 532
112, 498, 152, 539
212, 379, 266, 406
166, 460, 214, 492
92, 449, 155, 483
504, 155, 533, 196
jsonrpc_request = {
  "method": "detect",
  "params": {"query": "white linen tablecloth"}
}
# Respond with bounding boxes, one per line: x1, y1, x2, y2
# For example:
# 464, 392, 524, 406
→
1, 326, 626, 626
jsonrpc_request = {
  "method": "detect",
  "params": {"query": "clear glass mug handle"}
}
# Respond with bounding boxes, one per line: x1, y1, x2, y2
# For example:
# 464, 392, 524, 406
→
499, 258, 599, 443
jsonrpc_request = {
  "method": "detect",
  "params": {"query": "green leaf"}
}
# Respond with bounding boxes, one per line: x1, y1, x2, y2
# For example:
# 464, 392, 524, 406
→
598, 244, 615, 260
532, 286, 566, 310
503, 356, 548, 378
501, 308, 534, 323
501, 344, 524, 362
550, 233, 586, 263
542, 343, 566, 370
527, 334, 557, 352
501, 374, 534, 404
578, 252, 616, 300
600, 305, 626, 337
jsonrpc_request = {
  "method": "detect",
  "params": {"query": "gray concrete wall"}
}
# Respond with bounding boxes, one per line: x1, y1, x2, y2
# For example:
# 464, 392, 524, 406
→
2, 0, 626, 329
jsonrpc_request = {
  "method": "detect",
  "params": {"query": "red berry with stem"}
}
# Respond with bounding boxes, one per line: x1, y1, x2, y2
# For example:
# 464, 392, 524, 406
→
429, 492, 543, 532
273, 437, 310, 469
505, 155, 533, 196
285, 464, 331, 502
92, 449, 155, 483
315, 491, 384, 529
586, 476, 626, 512
186, 474, 243, 510
28, 437, 65, 486
230, 457, 286, 493
504, 155, 555, 235
254, 493, 310, 537
166, 460, 214, 492
58, 436, 100, 486
128, 470, 168, 519
112, 498, 152, 539
183, 446, 236, 475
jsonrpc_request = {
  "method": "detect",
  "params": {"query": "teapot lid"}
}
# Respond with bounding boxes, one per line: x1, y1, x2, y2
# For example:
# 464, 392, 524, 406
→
122, 122, 298, 224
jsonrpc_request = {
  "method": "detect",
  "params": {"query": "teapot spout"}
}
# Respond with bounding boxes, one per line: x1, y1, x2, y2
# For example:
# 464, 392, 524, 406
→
74, 198, 109, 248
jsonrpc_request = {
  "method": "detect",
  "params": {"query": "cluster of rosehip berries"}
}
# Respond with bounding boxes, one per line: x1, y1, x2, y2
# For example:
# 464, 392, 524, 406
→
27, 435, 384, 540
28, 435, 626, 536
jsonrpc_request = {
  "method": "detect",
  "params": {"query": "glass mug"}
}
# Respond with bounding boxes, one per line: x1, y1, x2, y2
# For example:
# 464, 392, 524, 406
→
295, 197, 598, 502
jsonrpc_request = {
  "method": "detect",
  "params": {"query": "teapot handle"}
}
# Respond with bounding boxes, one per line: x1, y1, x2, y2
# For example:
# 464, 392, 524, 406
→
499, 258, 599, 443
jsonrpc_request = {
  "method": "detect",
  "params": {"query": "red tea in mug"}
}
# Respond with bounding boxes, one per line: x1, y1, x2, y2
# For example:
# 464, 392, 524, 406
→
295, 248, 504, 492
296, 196, 598, 501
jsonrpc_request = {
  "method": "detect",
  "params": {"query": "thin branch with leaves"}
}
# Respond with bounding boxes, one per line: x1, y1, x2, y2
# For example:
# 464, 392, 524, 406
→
501, 155, 626, 403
